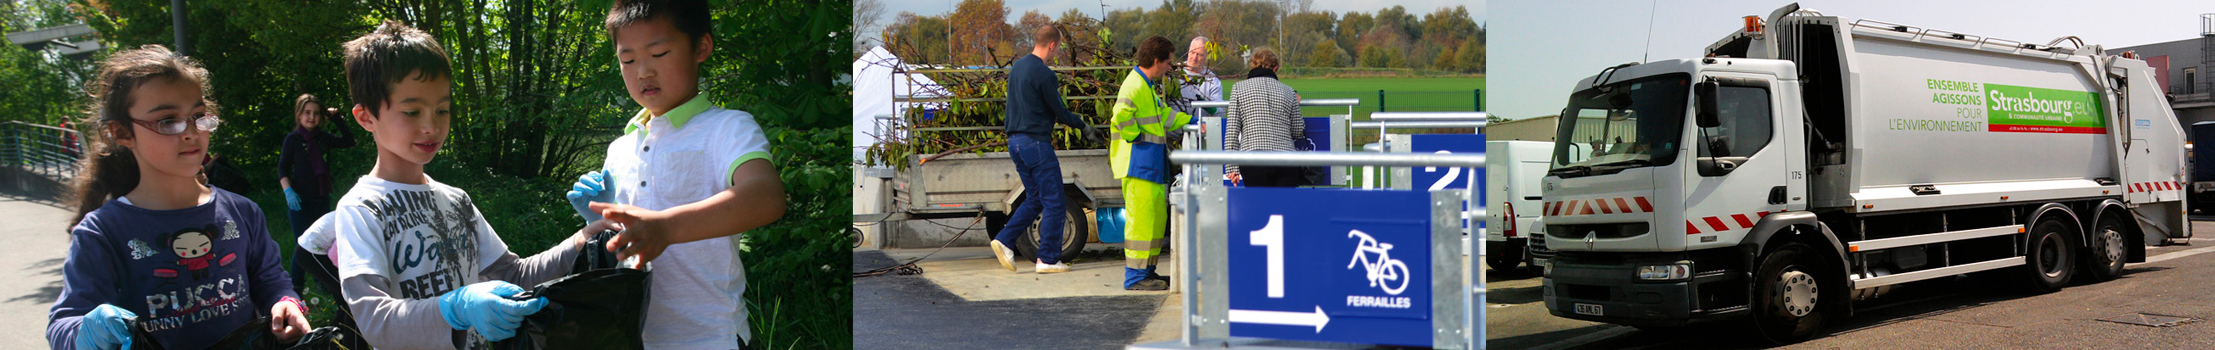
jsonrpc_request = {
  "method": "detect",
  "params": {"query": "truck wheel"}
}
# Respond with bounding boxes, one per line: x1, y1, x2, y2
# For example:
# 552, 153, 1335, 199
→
2022, 219, 2076, 293
2082, 215, 2128, 282
1486, 240, 1526, 272
1016, 202, 1090, 263
1752, 242, 1833, 344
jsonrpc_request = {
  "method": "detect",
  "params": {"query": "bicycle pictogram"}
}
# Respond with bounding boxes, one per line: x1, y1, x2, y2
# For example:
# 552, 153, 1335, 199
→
1345, 230, 1410, 295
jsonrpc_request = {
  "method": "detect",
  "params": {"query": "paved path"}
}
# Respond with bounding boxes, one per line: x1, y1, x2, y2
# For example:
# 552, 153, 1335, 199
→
854, 248, 1168, 350
1494, 221, 2215, 349
0, 195, 76, 349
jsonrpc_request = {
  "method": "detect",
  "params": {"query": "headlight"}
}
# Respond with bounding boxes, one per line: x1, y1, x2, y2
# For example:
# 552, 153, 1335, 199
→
1637, 262, 1693, 281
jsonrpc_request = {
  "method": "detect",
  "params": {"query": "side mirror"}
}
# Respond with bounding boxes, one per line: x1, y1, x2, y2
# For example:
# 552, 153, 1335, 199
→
1694, 81, 1721, 128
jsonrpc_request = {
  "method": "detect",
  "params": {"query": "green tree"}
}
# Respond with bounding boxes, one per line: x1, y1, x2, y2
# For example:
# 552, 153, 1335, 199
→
1309, 37, 1346, 67
884, 12, 953, 65
0, 0, 96, 126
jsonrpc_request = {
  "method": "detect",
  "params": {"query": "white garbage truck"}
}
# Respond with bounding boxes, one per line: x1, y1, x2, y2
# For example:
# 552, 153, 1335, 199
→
1539, 4, 2189, 343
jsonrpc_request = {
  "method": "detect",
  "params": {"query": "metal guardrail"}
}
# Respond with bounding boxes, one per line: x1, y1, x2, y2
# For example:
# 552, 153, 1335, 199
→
1170, 151, 1486, 168
3, 121, 83, 180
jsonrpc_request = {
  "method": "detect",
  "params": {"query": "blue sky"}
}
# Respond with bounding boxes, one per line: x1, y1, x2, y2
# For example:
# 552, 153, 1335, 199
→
1491, 0, 2214, 120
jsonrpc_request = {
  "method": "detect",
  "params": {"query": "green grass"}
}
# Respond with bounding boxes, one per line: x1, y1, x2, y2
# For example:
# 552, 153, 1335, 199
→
1211, 76, 1488, 189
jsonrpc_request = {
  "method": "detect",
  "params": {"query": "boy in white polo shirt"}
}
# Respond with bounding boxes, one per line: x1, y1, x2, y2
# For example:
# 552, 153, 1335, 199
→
562, 0, 790, 349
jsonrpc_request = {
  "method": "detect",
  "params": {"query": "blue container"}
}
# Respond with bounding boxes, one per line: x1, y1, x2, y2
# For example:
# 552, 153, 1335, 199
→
1096, 207, 1125, 243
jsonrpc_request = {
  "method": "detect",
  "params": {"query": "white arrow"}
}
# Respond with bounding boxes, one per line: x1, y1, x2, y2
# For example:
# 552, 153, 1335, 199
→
1228, 306, 1332, 332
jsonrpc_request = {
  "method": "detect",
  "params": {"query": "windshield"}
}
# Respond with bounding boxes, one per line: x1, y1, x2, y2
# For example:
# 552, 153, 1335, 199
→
1550, 73, 1689, 178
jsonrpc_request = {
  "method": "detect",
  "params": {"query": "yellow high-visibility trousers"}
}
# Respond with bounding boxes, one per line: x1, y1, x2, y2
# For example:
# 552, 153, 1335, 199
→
1122, 177, 1167, 269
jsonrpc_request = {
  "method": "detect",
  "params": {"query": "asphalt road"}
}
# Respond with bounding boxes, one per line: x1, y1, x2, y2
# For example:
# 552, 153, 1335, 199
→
853, 250, 1166, 350
0, 194, 74, 349
1487, 220, 2215, 349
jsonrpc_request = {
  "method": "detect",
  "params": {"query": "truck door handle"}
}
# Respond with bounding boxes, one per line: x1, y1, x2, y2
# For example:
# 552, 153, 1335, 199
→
1769, 186, 1787, 204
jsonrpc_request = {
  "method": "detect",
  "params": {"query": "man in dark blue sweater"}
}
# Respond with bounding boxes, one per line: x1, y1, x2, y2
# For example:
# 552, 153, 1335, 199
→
992, 24, 1105, 274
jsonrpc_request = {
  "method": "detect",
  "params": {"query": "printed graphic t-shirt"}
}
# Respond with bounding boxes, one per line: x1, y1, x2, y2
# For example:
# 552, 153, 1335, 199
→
46, 188, 298, 350
328, 175, 510, 350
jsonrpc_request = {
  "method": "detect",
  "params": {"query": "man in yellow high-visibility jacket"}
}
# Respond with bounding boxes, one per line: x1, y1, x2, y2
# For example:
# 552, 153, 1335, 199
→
1111, 36, 1194, 291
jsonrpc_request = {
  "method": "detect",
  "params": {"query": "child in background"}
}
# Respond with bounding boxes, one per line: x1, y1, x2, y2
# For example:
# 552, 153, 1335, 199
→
46, 45, 313, 350
564, 0, 788, 348
324, 20, 608, 350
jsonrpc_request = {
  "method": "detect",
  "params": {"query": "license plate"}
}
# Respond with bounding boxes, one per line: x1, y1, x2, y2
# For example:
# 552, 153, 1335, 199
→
1573, 303, 1603, 316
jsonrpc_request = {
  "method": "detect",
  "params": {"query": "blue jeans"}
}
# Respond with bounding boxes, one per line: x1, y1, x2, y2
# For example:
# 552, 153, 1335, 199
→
286, 195, 329, 294
995, 133, 1065, 264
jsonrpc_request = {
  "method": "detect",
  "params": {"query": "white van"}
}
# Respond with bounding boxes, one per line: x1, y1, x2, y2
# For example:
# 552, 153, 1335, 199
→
1484, 140, 1554, 272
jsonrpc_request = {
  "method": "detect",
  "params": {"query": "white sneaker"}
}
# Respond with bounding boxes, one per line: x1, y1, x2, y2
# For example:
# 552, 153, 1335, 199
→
989, 240, 1017, 272
1036, 261, 1072, 274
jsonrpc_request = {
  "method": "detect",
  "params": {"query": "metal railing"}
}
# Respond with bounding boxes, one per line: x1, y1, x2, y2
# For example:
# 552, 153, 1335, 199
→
3, 121, 84, 187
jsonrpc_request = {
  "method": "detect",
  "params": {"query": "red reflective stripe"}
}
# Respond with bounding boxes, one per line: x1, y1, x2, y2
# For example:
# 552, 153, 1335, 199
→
1544, 202, 1555, 216
1686, 221, 1702, 234
2131, 183, 2142, 193
1559, 201, 1574, 216
1596, 199, 1615, 214
1614, 198, 1635, 213
1732, 214, 1755, 228
1634, 197, 1654, 212
1704, 217, 1730, 231
1757, 211, 1772, 218
1580, 201, 1596, 215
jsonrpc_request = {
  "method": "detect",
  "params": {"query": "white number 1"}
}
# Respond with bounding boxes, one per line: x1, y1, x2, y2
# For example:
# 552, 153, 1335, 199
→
1250, 215, 1286, 298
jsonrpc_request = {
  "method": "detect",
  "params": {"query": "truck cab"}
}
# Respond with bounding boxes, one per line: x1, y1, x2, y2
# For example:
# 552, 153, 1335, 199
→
1538, 57, 1807, 326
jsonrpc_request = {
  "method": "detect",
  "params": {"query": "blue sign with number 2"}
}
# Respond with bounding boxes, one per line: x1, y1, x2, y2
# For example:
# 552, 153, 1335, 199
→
1227, 187, 1434, 346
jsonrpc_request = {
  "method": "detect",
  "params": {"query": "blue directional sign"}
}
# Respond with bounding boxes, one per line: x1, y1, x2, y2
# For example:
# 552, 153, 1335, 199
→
1227, 187, 1433, 346
1409, 134, 1486, 230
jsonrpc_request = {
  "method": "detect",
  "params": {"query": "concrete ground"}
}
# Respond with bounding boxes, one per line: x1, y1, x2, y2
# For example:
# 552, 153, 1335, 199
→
1492, 220, 2215, 349
854, 244, 1177, 350
0, 194, 76, 349
859, 219, 2215, 349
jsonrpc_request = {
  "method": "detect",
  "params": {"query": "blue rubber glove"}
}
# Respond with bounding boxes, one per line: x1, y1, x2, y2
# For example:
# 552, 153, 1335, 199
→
283, 187, 302, 211
438, 281, 546, 341
565, 170, 610, 222
74, 304, 135, 350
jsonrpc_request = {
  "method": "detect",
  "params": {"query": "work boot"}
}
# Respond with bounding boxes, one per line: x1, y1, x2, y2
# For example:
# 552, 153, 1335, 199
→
989, 240, 1017, 272
1036, 261, 1072, 274
1125, 278, 1169, 291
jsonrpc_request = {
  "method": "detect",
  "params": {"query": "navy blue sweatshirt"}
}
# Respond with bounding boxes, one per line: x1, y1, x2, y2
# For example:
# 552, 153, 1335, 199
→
47, 188, 298, 350
1004, 53, 1090, 139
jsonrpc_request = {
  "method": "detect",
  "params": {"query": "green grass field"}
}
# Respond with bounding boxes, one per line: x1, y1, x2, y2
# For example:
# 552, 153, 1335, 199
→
1212, 76, 1487, 188
1222, 76, 1487, 122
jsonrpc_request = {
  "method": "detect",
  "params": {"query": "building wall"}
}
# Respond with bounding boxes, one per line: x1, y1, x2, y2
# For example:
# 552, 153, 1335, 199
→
1488, 115, 1558, 141
2118, 37, 2212, 95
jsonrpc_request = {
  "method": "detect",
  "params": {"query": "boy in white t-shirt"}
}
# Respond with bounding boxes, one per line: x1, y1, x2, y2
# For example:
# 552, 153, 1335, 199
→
328, 21, 610, 350
562, 1, 789, 349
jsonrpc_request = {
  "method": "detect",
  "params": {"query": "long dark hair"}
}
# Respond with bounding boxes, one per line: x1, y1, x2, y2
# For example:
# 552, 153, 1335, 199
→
68, 45, 213, 227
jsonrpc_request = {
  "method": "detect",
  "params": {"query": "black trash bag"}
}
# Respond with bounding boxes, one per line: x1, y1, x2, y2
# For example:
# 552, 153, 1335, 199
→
128, 314, 352, 350
495, 230, 652, 350
574, 229, 626, 272
129, 315, 275, 350
284, 325, 354, 350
